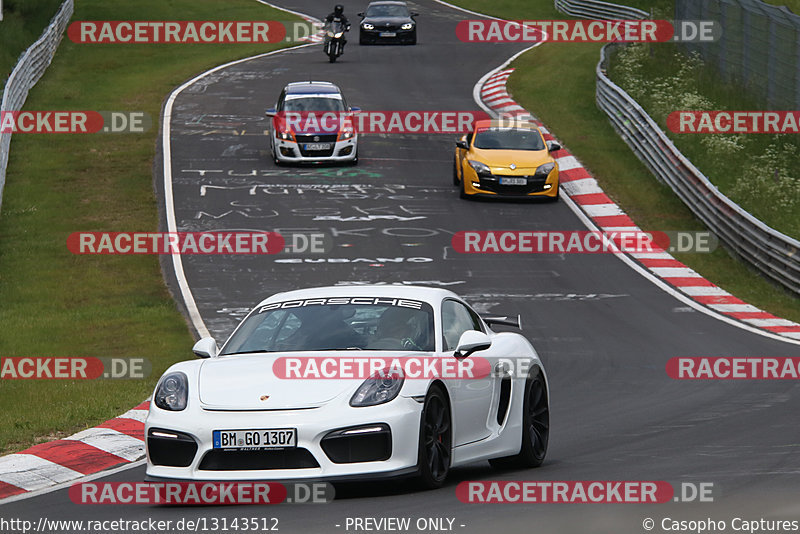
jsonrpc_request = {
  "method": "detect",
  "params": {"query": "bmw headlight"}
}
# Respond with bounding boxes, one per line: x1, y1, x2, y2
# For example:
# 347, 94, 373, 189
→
350, 373, 405, 407
154, 372, 188, 411
401, 23, 414, 30
468, 160, 492, 176
363, 23, 374, 30
535, 162, 555, 177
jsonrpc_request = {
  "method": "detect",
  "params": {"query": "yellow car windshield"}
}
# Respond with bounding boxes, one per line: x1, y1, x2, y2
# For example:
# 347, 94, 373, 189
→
474, 128, 545, 151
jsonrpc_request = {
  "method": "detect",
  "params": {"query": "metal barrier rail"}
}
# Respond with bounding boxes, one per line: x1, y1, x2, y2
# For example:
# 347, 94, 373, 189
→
596, 46, 800, 294
553, 0, 800, 295
0, 0, 73, 213
554, 0, 647, 20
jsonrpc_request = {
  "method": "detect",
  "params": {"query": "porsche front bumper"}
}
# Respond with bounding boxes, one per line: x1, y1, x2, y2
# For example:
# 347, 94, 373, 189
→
145, 396, 422, 481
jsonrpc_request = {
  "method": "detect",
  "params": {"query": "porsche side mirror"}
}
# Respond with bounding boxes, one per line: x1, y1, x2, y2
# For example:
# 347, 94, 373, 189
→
192, 337, 218, 359
547, 141, 561, 152
454, 330, 491, 359
265, 108, 276, 117
455, 140, 469, 149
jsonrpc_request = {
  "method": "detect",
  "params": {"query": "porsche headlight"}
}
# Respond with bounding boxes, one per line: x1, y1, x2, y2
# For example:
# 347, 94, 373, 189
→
535, 162, 555, 177
154, 372, 188, 411
363, 23, 374, 30
350, 373, 405, 407
468, 160, 491, 176
401, 23, 414, 30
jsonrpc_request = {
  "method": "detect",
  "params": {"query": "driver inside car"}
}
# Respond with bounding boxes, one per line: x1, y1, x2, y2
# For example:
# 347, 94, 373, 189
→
369, 307, 428, 350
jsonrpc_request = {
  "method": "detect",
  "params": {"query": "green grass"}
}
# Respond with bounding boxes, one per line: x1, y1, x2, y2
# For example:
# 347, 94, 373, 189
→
608, 43, 800, 239
0, 0, 301, 454
451, 0, 800, 322
762, 0, 800, 13
0, 0, 65, 89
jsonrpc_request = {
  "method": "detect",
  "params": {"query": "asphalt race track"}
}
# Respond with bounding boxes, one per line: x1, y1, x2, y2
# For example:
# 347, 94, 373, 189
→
4, 0, 800, 532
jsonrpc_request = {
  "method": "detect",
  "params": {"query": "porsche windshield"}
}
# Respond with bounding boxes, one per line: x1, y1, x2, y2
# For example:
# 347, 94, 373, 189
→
221, 298, 435, 353
474, 128, 545, 151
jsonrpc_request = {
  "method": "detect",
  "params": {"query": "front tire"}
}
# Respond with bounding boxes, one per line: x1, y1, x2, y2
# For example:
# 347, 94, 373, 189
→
452, 157, 460, 186
489, 373, 549, 469
417, 386, 451, 489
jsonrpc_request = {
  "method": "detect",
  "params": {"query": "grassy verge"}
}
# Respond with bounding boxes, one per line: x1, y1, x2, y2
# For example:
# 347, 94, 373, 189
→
608, 43, 799, 239
451, 0, 800, 322
0, 0, 301, 454
763, 0, 800, 12
0, 0, 65, 88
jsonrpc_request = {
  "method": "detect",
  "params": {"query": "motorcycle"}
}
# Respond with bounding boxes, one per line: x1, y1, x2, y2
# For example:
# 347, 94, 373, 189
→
323, 20, 348, 62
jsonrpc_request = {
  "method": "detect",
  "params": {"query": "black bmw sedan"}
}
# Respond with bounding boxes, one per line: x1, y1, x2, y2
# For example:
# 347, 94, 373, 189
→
358, 1, 418, 45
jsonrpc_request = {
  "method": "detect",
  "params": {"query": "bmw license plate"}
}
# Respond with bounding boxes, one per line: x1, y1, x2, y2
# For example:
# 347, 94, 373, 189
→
304, 143, 331, 151
379, 32, 397, 37
213, 428, 296, 450
500, 177, 527, 186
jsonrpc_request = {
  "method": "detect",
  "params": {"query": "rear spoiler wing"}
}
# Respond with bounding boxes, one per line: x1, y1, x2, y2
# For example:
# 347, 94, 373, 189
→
481, 314, 522, 330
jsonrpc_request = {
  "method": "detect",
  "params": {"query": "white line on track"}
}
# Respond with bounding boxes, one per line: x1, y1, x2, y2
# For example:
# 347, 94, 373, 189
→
162, 1, 319, 339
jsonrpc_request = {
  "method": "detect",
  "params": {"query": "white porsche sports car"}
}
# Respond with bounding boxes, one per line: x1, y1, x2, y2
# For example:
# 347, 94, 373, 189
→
145, 285, 549, 488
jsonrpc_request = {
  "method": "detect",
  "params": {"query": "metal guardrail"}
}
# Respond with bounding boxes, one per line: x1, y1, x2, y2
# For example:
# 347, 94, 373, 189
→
0, 0, 73, 214
554, 0, 647, 20
554, 0, 800, 295
596, 46, 800, 295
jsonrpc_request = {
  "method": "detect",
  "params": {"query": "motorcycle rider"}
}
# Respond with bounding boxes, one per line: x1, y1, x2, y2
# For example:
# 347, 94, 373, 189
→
325, 4, 350, 53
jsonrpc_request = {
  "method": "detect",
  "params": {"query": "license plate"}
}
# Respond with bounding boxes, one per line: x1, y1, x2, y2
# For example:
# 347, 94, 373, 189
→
213, 428, 296, 450
379, 32, 397, 37
304, 143, 331, 151
500, 177, 527, 186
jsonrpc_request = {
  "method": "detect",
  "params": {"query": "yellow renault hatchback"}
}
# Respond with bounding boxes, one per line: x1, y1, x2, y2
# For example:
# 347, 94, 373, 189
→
454, 119, 560, 200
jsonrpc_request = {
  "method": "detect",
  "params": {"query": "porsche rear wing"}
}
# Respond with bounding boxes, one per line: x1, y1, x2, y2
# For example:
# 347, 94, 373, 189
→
481, 314, 522, 330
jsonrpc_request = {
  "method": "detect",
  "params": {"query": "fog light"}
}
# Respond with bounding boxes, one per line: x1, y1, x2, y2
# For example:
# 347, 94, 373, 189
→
472, 182, 481, 188
544, 184, 552, 190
